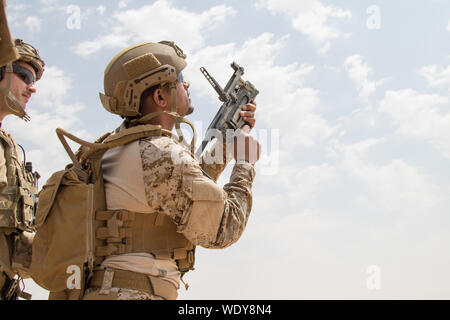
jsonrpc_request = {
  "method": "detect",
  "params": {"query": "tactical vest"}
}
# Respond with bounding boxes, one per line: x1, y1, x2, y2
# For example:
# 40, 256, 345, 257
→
0, 129, 37, 299
95, 210, 195, 272
30, 124, 195, 299
0, 129, 37, 233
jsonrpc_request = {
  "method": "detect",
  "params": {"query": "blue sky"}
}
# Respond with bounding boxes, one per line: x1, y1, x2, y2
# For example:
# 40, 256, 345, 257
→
5, 0, 450, 299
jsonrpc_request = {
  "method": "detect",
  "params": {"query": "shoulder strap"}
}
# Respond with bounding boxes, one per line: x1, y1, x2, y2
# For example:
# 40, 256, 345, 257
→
129, 111, 197, 156
0, 128, 13, 146
0, 129, 18, 186
102, 124, 171, 147
55, 125, 171, 181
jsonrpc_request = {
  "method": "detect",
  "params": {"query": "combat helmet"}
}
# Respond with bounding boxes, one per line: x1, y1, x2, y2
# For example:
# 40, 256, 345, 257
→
0, 39, 45, 121
14, 38, 45, 80
100, 41, 196, 154
100, 41, 187, 117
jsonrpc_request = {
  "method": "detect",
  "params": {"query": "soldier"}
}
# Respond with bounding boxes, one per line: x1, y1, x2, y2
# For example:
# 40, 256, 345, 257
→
0, 1, 45, 300
80, 41, 260, 300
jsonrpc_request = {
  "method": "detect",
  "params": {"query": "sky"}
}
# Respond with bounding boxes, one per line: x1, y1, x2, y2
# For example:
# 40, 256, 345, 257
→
4, 0, 450, 299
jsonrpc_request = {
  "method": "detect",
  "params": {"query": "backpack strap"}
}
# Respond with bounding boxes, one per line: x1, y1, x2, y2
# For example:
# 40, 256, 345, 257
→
101, 124, 172, 148
129, 111, 197, 156
55, 124, 172, 182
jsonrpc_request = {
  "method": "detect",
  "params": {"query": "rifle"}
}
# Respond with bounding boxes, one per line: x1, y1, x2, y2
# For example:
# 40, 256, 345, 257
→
195, 62, 259, 159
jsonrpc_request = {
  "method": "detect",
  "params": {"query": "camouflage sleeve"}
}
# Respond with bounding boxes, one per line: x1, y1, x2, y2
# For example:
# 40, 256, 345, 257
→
212, 162, 255, 248
0, 142, 7, 187
140, 137, 255, 249
199, 139, 233, 182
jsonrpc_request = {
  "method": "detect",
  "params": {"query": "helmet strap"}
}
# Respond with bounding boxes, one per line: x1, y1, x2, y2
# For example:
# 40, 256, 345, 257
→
0, 62, 30, 121
129, 82, 197, 157
170, 82, 196, 156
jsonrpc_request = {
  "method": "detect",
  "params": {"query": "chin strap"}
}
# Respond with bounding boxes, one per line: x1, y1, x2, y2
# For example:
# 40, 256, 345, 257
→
169, 82, 192, 150
128, 83, 197, 157
0, 63, 30, 121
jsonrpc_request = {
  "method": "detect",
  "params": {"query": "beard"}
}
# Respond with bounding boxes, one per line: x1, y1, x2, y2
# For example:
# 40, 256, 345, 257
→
186, 104, 194, 115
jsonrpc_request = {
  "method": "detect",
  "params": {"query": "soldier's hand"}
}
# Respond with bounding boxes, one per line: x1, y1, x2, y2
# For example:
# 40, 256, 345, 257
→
240, 101, 256, 129
234, 125, 261, 164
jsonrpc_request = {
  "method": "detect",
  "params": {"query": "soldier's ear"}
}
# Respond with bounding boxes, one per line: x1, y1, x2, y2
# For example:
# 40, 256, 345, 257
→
153, 87, 168, 109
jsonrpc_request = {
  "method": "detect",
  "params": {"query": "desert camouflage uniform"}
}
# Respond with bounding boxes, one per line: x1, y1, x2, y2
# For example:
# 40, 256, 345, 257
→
85, 124, 255, 300
0, 129, 35, 300
140, 135, 254, 248
0, 135, 16, 296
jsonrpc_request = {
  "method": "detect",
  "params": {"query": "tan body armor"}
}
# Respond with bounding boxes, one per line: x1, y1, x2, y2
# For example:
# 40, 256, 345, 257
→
0, 129, 37, 233
91, 127, 195, 273
95, 210, 195, 273
0, 129, 37, 299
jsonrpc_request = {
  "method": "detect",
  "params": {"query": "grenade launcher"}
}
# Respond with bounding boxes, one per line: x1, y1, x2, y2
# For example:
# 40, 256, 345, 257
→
195, 62, 259, 159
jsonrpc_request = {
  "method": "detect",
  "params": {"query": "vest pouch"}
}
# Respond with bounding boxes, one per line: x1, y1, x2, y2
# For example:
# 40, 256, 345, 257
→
29, 168, 93, 295
0, 186, 19, 229
11, 230, 34, 278
34, 170, 65, 228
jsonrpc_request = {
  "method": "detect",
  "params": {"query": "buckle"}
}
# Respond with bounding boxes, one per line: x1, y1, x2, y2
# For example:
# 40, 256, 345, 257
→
2, 278, 19, 300
2, 277, 32, 300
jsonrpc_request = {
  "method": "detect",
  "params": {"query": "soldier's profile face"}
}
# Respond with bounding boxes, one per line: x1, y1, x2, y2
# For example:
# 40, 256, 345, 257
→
176, 80, 193, 116
0, 61, 36, 109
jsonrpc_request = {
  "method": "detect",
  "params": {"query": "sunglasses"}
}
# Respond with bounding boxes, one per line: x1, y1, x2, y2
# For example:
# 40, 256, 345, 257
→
177, 72, 184, 83
13, 64, 35, 85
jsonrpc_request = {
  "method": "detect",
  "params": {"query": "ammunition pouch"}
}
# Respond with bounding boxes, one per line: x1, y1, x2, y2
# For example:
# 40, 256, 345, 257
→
0, 130, 37, 300
0, 130, 37, 233
95, 210, 195, 273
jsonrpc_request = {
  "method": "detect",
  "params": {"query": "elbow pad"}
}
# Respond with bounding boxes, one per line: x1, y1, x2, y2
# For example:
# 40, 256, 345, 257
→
182, 178, 225, 246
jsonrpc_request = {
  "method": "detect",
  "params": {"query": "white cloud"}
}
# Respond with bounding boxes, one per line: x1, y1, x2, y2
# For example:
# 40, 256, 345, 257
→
97, 5, 106, 15
39, 0, 58, 5
257, 0, 351, 54
418, 64, 450, 90
38, 1, 66, 14
327, 136, 443, 218
293, 164, 336, 203
118, 0, 131, 9
75, 31, 130, 57
5, 4, 30, 23
327, 137, 385, 161
32, 66, 70, 108
188, 38, 450, 298
344, 54, 386, 102
358, 160, 440, 214
74, 0, 236, 57
188, 33, 334, 155
337, 140, 440, 215
379, 89, 450, 158
24, 16, 41, 32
